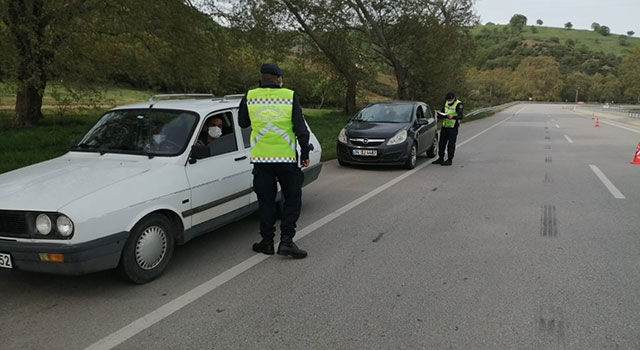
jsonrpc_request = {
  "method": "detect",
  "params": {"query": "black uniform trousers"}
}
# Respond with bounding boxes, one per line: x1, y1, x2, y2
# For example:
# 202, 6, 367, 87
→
438, 126, 459, 160
252, 163, 304, 243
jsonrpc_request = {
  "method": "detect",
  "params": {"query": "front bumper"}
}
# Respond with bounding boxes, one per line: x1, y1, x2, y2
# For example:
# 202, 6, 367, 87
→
336, 142, 411, 166
302, 162, 323, 187
0, 231, 128, 275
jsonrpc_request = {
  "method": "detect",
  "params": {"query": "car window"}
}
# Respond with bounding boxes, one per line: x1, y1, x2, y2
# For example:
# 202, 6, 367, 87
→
352, 104, 413, 123
424, 105, 433, 119
199, 111, 239, 157
74, 109, 198, 157
416, 106, 425, 119
241, 127, 252, 149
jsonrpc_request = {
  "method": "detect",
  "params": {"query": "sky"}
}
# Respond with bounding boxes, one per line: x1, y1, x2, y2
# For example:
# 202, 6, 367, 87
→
474, 0, 639, 35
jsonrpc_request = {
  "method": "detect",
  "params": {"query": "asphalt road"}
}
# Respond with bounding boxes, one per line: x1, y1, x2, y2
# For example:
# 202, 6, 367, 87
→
1, 104, 639, 350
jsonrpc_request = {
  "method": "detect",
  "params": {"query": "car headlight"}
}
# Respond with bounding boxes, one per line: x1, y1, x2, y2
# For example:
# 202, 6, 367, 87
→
387, 130, 407, 145
36, 214, 52, 235
56, 215, 74, 237
338, 128, 348, 144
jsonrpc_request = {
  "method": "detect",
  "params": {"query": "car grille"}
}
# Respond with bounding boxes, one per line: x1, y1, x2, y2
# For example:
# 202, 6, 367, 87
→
349, 138, 385, 147
0, 211, 29, 238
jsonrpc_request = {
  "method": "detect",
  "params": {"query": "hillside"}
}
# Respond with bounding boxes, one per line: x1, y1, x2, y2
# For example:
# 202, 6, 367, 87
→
472, 24, 640, 55
470, 24, 640, 74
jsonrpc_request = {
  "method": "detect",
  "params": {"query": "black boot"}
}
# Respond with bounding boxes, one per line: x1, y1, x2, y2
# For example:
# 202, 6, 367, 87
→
441, 159, 452, 166
432, 158, 444, 164
252, 239, 274, 255
277, 241, 307, 259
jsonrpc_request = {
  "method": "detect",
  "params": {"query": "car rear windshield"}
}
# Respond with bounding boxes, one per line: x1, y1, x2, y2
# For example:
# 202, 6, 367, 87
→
351, 104, 413, 123
72, 109, 198, 157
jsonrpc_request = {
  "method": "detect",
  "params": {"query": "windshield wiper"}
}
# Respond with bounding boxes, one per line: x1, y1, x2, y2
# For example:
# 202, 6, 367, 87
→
71, 142, 100, 151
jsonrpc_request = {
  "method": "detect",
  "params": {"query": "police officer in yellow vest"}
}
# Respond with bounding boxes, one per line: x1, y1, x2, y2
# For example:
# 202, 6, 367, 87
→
239, 63, 311, 259
432, 91, 463, 166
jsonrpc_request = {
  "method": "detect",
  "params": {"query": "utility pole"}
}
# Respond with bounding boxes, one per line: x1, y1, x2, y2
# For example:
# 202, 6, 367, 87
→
575, 89, 578, 103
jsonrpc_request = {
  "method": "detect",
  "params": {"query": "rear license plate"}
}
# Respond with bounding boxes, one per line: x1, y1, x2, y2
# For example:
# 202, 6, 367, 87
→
353, 149, 377, 156
0, 252, 12, 269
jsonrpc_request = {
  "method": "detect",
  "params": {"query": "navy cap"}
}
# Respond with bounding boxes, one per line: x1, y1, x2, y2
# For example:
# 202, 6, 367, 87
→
260, 63, 283, 76
445, 91, 456, 100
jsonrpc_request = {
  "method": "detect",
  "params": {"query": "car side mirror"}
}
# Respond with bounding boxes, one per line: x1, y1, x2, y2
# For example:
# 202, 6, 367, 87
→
189, 144, 210, 163
417, 119, 429, 126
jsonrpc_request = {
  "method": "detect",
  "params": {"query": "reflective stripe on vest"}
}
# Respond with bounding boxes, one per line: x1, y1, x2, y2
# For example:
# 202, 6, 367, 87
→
442, 99, 461, 128
247, 88, 297, 163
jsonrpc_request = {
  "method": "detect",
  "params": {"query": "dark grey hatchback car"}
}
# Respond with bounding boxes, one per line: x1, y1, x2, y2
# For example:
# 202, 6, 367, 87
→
337, 101, 438, 169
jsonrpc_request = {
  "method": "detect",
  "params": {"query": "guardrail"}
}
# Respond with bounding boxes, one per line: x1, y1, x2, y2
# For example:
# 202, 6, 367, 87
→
465, 101, 522, 118
574, 104, 640, 119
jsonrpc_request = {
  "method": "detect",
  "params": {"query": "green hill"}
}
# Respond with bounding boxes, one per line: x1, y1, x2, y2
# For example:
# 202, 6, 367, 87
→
470, 24, 640, 74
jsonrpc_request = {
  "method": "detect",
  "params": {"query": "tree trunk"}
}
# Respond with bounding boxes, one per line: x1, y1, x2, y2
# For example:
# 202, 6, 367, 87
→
13, 83, 45, 127
7, 0, 49, 127
344, 79, 357, 115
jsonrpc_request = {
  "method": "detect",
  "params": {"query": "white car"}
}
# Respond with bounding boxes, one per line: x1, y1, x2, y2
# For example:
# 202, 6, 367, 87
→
0, 94, 323, 283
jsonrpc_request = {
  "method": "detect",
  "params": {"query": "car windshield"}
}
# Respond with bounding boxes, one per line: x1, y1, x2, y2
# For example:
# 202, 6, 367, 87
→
351, 104, 414, 123
73, 109, 198, 157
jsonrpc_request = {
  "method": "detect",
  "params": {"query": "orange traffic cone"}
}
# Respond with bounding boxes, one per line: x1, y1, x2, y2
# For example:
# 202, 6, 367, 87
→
631, 142, 640, 164
595, 118, 600, 127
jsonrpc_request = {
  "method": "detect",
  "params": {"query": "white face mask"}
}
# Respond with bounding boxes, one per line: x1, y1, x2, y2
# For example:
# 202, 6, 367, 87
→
208, 126, 222, 139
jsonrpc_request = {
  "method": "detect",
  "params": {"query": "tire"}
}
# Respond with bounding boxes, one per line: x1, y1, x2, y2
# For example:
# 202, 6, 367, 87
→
426, 134, 438, 158
118, 213, 175, 284
404, 143, 417, 169
338, 158, 347, 166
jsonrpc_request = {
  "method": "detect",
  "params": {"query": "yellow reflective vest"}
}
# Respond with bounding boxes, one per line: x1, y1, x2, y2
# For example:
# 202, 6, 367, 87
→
246, 88, 297, 163
442, 99, 462, 128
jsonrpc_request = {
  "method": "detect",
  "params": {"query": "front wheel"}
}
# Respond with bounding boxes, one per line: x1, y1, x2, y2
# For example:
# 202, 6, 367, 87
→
118, 213, 175, 284
404, 143, 417, 169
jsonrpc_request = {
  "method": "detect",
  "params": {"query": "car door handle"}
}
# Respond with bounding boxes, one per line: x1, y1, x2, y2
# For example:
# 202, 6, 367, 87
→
234, 156, 247, 161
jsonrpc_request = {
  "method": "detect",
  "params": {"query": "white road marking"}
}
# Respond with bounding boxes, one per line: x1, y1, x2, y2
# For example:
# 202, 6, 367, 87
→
555, 124, 560, 128
564, 135, 574, 143
84, 112, 516, 350
598, 119, 640, 134
589, 164, 626, 199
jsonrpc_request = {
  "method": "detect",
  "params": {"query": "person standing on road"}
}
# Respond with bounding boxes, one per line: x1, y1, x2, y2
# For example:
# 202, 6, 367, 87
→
432, 91, 463, 166
238, 63, 311, 259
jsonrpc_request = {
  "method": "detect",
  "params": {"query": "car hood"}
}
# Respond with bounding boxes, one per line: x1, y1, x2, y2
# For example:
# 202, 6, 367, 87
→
0, 152, 165, 212
345, 121, 407, 138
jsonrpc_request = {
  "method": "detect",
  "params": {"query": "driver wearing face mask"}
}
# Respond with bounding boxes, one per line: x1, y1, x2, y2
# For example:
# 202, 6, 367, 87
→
197, 117, 223, 146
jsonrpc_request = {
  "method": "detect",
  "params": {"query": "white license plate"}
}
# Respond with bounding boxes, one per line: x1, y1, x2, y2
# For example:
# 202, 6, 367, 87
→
0, 252, 12, 269
353, 149, 377, 156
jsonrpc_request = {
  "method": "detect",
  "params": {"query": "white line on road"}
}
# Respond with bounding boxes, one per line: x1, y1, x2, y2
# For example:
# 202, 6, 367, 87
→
597, 119, 640, 134
589, 164, 626, 199
564, 135, 574, 143
84, 113, 515, 350
555, 124, 560, 128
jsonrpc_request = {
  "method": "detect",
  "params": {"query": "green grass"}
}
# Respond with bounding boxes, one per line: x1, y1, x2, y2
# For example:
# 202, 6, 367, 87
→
0, 109, 101, 173
0, 82, 155, 108
303, 108, 349, 161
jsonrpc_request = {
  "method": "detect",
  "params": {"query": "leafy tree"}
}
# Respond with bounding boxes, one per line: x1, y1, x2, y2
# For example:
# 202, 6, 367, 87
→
598, 25, 610, 36
508, 56, 563, 101
591, 22, 600, 31
536, 19, 543, 26
627, 31, 635, 37
508, 14, 527, 32
344, 0, 477, 101
0, 0, 221, 126
563, 72, 591, 102
564, 22, 573, 30
618, 47, 640, 102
